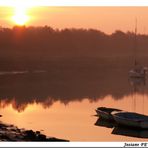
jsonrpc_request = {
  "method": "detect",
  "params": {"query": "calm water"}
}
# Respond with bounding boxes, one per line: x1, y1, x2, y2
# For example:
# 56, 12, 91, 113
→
0, 59, 148, 141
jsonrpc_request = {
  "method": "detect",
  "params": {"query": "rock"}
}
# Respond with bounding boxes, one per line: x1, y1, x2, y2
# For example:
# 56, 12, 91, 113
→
37, 134, 46, 141
0, 134, 11, 141
0, 122, 69, 142
35, 131, 40, 135
24, 130, 36, 140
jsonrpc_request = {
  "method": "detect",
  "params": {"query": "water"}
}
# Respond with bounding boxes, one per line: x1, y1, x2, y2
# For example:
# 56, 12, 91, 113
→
0, 58, 148, 141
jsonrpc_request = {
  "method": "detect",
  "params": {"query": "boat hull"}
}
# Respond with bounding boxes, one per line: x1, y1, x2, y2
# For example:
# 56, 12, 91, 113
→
129, 70, 146, 78
113, 112, 148, 129
113, 115, 140, 128
129, 66, 147, 78
140, 121, 148, 129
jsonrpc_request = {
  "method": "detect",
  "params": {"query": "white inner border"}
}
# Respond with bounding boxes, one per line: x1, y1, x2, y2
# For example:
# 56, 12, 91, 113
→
0, 0, 147, 147
0, 0, 148, 6
0, 142, 144, 147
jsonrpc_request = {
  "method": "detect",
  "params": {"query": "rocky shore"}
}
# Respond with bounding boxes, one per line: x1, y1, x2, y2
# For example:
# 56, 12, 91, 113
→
0, 115, 69, 142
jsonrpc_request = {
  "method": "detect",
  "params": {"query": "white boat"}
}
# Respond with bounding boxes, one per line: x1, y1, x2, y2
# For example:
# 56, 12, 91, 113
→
95, 107, 122, 121
113, 112, 148, 129
129, 20, 147, 78
129, 66, 147, 78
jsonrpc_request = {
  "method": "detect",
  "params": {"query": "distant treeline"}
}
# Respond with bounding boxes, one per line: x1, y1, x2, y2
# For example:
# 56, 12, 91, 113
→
0, 26, 148, 70
0, 26, 148, 60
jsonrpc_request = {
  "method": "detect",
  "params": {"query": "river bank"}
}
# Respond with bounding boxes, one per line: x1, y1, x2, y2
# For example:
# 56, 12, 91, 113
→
0, 116, 69, 142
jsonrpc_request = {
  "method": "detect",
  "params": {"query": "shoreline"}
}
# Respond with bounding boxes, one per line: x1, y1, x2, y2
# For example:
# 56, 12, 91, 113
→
0, 118, 69, 142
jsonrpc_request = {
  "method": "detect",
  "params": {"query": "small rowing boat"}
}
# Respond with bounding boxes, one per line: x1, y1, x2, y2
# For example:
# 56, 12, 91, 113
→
95, 107, 122, 121
113, 112, 148, 129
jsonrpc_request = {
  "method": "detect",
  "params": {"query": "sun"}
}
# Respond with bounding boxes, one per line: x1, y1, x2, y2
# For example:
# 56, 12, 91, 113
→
12, 6, 29, 26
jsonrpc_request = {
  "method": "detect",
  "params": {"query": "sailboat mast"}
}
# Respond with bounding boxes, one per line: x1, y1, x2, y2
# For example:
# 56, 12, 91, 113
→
134, 18, 137, 66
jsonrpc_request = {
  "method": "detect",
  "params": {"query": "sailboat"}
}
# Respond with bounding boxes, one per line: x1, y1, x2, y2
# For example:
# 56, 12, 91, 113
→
129, 20, 147, 78
129, 64, 147, 78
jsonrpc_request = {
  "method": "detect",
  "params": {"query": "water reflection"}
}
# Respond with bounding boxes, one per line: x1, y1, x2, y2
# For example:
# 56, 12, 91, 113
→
0, 60, 147, 112
112, 126, 148, 138
95, 118, 116, 128
129, 77, 146, 92
95, 117, 148, 139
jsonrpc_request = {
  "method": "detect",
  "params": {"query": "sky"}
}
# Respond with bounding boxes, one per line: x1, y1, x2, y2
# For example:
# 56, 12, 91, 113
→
0, 6, 148, 34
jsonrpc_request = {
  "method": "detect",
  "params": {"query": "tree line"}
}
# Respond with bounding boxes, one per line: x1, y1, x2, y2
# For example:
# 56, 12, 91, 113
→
0, 26, 148, 60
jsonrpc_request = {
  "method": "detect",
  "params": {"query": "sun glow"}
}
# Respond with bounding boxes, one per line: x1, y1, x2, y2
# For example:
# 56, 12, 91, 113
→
12, 4, 30, 26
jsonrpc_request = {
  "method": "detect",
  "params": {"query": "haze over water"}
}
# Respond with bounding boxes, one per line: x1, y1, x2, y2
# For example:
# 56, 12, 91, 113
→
0, 58, 148, 141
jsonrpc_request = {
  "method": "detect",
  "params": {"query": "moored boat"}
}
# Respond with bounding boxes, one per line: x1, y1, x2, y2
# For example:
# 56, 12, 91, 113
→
129, 66, 147, 78
113, 112, 148, 129
95, 107, 122, 121
129, 20, 148, 79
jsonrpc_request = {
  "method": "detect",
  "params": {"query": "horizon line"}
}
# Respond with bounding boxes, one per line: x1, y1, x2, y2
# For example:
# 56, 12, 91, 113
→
0, 25, 146, 35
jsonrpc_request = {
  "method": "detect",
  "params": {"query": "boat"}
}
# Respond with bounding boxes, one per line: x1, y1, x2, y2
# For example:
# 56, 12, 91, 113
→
113, 112, 148, 129
129, 66, 147, 78
129, 20, 147, 78
95, 107, 122, 121
112, 126, 148, 138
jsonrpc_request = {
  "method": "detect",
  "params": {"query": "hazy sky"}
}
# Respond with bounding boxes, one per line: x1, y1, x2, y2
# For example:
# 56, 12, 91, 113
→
1, 7, 148, 34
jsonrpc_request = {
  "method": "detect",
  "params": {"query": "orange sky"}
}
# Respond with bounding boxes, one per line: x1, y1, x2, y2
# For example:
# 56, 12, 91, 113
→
0, 7, 148, 34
